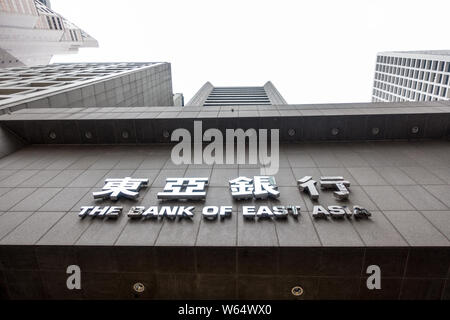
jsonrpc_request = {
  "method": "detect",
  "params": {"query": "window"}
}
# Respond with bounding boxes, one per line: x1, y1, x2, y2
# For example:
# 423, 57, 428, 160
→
432, 61, 438, 70
51, 16, 58, 30
434, 86, 440, 95
431, 73, 436, 82
46, 16, 52, 29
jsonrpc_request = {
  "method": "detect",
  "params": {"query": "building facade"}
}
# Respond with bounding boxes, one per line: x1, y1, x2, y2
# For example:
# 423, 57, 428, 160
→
173, 92, 184, 107
372, 51, 450, 102
0, 0, 98, 67
0, 62, 175, 115
0, 62, 449, 300
186, 81, 287, 106
38, 0, 50, 7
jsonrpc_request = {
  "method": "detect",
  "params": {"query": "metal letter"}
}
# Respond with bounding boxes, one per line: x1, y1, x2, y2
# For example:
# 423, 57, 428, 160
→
106, 206, 122, 219
320, 176, 350, 200
328, 205, 346, 219
242, 206, 256, 219
202, 206, 219, 220
159, 206, 178, 219
343, 206, 353, 218
229, 176, 280, 200
79, 206, 93, 217
353, 206, 371, 219
312, 205, 329, 218
128, 206, 144, 219
229, 176, 254, 199
93, 177, 149, 201
177, 206, 195, 219
157, 177, 209, 200
287, 205, 301, 218
253, 176, 280, 199
143, 206, 158, 219
89, 206, 109, 217
256, 205, 273, 218
220, 206, 233, 219
273, 206, 288, 219
298, 176, 319, 200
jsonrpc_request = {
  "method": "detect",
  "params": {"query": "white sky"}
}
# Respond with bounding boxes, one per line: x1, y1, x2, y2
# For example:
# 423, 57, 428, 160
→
50, 0, 450, 104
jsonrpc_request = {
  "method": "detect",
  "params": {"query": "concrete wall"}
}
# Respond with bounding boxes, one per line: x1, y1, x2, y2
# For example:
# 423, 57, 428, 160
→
0, 63, 174, 114
185, 81, 214, 106
173, 93, 184, 106
0, 125, 25, 159
264, 81, 287, 104
0, 143, 449, 299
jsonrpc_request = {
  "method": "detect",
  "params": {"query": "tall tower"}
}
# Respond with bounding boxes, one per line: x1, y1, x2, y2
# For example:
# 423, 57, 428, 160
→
372, 50, 450, 102
0, 62, 175, 114
186, 81, 287, 106
38, 0, 51, 7
0, 0, 98, 67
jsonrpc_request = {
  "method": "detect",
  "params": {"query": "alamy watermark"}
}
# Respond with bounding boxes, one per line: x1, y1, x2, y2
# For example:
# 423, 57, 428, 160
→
66, 265, 81, 290
366, 265, 381, 290
170, 120, 280, 175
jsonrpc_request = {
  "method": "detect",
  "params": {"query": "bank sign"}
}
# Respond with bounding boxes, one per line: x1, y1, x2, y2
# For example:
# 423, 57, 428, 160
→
78, 176, 371, 221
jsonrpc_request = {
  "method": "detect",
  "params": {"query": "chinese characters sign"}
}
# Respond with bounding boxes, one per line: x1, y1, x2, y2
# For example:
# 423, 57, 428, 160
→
79, 175, 371, 220
92, 177, 149, 200
229, 176, 280, 200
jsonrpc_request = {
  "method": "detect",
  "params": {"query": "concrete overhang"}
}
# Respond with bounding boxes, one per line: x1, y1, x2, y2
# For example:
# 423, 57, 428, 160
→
0, 101, 449, 145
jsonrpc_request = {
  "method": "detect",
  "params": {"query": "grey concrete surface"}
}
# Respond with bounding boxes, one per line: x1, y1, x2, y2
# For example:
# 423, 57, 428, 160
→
0, 142, 447, 248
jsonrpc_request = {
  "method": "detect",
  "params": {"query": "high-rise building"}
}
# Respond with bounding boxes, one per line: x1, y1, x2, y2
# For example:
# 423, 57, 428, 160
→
186, 81, 287, 106
38, 0, 51, 7
0, 61, 449, 301
372, 50, 450, 102
173, 92, 184, 106
0, 62, 174, 114
0, 0, 98, 67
